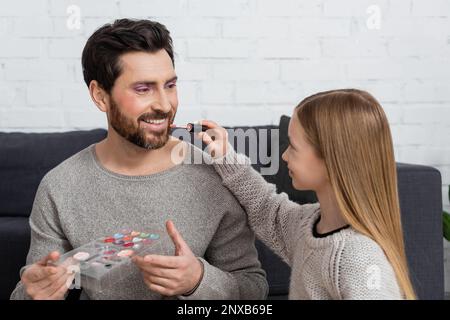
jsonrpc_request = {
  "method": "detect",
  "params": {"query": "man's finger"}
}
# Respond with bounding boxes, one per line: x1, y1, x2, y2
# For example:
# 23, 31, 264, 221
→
47, 274, 72, 300
34, 267, 67, 290
145, 274, 176, 289
133, 255, 160, 271
59, 256, 77, 269
41, 270, 71, 297
137, 254, 180, 269
147, 282, 175, 297
132, 255, 145, 266
138, 263, 180, 279
166, 220, 189, 256
47, 284, 68, 300
26, 265, 58, 283
36, 251, 60, 266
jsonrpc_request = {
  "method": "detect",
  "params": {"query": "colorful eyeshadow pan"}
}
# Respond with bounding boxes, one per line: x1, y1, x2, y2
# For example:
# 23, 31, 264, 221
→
73, 252, 90, 261
117, 249, 134, 257
54, 229, 164, 290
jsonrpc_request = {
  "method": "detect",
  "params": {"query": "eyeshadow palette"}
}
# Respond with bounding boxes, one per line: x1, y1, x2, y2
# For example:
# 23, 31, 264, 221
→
53, 228, 172, 292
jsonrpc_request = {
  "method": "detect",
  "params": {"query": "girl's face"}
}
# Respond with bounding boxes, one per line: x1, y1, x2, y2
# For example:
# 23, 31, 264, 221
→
281, 112, 329, 191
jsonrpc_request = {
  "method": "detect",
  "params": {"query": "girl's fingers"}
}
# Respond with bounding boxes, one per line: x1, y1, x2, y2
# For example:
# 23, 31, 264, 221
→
197, 132, 214, 145
198, 119, 219, 129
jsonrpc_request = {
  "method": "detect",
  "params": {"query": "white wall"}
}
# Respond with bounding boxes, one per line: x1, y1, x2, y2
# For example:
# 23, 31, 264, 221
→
0, 0, 449, 291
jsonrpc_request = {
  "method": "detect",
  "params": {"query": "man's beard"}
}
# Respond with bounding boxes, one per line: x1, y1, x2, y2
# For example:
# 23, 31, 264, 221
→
109, 98, 172, 150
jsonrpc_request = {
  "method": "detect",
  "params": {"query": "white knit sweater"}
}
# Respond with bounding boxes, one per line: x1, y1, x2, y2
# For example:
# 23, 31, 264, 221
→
212, 149, 403, 300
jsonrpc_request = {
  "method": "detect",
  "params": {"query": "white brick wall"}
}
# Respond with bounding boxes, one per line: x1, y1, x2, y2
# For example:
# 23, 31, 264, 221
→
0, 0, 449, 293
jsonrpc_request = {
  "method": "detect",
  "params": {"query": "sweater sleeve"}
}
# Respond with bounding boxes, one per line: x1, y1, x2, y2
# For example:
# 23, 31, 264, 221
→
336, 237, 403, 300
179, 187, 269, 300
212, 147, 317, 264
10, 175, 72, 300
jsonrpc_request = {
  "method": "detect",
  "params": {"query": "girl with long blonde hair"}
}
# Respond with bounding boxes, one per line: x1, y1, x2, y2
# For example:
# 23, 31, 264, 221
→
197, 89, 415, 299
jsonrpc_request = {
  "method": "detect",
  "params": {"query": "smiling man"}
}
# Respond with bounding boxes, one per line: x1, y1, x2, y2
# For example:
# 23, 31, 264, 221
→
10, 19, 268, 300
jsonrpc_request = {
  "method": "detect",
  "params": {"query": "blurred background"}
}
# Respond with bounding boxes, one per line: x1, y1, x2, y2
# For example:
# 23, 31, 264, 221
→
0, 0, 449, 294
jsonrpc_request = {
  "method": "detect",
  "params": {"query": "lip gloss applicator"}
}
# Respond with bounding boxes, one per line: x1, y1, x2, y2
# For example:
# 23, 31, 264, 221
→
171, 123, 209, 132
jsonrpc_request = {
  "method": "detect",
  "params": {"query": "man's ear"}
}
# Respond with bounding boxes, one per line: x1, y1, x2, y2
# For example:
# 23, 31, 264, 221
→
89, 80, 109, 112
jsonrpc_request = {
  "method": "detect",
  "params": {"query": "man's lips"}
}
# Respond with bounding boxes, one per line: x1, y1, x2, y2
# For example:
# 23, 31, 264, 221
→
139, 117, 169, 133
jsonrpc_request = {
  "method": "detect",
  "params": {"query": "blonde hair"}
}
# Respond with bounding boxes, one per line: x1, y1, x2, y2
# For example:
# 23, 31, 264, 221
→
295, 89, 416, 300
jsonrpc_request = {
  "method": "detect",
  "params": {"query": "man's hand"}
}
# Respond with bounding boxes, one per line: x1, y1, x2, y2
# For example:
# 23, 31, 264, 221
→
133, 220, 203, 297
21, 251, 74, 300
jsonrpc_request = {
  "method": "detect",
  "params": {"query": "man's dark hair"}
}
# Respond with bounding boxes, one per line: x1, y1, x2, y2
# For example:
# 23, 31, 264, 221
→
81, 18, 174, 93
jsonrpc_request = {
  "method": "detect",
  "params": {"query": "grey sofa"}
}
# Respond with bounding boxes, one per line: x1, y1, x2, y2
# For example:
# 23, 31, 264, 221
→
0, 115, 444, 299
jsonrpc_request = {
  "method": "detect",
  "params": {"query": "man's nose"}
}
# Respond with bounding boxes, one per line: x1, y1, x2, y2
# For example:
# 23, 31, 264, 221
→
151, 90, 172, 114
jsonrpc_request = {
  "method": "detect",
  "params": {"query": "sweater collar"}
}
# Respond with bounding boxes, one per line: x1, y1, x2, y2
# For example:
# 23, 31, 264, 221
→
305, 207, 356, 248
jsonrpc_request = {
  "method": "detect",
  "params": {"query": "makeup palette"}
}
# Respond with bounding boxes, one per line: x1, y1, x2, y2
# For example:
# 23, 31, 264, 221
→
52, 229, 171, 292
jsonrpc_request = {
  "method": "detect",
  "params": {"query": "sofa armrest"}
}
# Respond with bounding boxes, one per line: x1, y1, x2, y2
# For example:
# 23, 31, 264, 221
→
397, 163, 444, 300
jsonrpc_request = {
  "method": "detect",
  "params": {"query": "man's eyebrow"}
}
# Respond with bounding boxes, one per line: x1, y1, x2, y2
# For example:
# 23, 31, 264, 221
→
131, 76, 178, 86
166, 76, 178, 83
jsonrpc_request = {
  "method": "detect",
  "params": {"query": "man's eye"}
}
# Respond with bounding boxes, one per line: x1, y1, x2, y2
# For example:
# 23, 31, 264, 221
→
135, 86, 150, 93
166, 82, 177, 89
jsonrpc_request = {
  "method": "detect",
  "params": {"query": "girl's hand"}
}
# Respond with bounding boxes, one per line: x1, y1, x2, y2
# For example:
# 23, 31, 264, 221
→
196, 120, 229, 159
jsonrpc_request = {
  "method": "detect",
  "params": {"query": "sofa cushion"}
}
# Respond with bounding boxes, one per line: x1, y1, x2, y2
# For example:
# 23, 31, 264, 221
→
0, 129, 107, 217
397, 163, 444, 300
0, 217, 30, 300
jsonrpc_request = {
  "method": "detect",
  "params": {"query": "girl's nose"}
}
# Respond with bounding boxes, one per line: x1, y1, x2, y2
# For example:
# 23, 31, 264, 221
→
281, 150, 288, 163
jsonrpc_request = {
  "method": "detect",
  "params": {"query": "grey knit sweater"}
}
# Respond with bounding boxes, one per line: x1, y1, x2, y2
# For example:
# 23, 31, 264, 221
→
212, 148, 403, 300
10, 143, 268, 300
